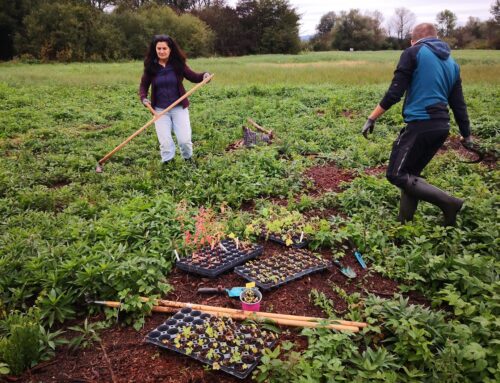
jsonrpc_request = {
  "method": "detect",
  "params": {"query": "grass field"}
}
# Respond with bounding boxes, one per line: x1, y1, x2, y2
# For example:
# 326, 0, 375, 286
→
1, 50, 499, 86
0, 50, 498, 381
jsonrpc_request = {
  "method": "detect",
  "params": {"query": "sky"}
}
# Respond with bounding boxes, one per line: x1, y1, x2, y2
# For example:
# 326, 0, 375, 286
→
226, 0, 495, 36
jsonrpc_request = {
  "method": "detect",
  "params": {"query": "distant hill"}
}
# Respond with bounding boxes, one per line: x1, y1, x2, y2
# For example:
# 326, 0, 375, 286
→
300, 34, 314, 42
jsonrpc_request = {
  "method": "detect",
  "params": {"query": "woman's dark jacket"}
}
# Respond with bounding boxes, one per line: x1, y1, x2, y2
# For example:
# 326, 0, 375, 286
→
138, 64, 205, 109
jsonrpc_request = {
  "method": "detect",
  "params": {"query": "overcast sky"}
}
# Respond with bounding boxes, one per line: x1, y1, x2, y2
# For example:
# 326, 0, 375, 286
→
226, 0, 495, 35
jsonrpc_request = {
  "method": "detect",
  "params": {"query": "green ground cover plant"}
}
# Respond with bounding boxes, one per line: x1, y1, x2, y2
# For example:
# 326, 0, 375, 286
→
0, 50, 498, 379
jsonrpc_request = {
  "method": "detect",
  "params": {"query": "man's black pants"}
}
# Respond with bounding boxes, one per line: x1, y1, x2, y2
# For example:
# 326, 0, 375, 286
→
386, 120, 449, 188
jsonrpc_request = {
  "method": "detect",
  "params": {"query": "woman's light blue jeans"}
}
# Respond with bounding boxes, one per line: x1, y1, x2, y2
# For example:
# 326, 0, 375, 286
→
154, 106, 192, 162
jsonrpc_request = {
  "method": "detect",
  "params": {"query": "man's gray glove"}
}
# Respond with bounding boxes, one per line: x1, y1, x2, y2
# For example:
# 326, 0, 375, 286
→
461, 135, 473, 149
361, 118, 375, 138
142, 98, 151, 106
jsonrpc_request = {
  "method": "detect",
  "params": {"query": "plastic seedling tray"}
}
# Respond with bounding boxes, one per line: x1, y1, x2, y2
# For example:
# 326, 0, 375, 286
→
176, 239, 263, 278
145, 307, 277, 379
259, 227, 308, 248
234, 248, 331, 290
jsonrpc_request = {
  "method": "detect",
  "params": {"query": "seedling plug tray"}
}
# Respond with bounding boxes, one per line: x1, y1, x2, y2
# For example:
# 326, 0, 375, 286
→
176, 239, 263, 278
259, 227, 308, 248
145, 307, 277, 379
234, 248, 331, 290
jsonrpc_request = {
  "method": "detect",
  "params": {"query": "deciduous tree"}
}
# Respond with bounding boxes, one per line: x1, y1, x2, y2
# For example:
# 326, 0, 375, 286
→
491, 0, 500, 24
436, 9, 457, 37
316, 11, 336, 36
388, 7, 415, 41
194, 1, 244, 55
332, 9, 385, 51
236, 0, 300, 54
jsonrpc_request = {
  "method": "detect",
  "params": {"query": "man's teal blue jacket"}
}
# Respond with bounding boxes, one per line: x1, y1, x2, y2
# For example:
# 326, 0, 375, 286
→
380, 38, 471, 138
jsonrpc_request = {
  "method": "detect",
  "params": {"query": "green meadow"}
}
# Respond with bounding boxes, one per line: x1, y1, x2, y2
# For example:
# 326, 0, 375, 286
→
1, 50, 499, 86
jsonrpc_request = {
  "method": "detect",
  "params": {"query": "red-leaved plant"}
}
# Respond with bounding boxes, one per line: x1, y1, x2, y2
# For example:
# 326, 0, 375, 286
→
176, 203, 225, 252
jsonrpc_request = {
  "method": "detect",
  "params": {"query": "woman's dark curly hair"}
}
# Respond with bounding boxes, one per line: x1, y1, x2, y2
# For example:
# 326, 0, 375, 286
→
143, 34, 187, 75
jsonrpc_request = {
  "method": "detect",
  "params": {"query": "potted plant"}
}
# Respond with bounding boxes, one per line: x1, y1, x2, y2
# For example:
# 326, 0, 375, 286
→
240, 287, 262, 312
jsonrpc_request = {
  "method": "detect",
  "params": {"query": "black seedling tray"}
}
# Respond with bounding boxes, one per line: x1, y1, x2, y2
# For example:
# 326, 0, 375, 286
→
145, 307, 277, 379
234, 248, 331, 290
259, 228, 308, 248
176, 239, 263, 278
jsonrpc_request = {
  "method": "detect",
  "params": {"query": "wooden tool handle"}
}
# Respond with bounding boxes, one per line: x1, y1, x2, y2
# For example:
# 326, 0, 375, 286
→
93, 300, 365, 332
145, 103, 157, 116
147, 298, 368, 328
247, 118, 272, 135
197, 287, 224, 294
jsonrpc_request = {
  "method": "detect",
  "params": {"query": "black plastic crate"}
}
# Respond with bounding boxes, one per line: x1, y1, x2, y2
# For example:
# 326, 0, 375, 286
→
145, 307, 277, 379
176, 239, 263, 278
258, 228, 309, 248
234, 248, 331, 290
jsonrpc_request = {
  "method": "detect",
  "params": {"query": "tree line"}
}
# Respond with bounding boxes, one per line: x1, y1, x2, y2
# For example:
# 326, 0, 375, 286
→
1, 0, 498, 62
0, 0, 300, 61
309, 3, 500, 51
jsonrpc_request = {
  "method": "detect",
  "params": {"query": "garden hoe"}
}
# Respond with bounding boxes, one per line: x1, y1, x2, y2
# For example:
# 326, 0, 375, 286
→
95, 74, 214, 173
197, 285, 245, 298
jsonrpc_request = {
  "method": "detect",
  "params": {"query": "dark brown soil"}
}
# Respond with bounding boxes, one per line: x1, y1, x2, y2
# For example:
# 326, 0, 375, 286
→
438, 135, 497, 167
364, 165, 387, 177
341, 109, 355, 119
304, 164, 355, 195
302, 207, 345, 220
47, 179, 72, 189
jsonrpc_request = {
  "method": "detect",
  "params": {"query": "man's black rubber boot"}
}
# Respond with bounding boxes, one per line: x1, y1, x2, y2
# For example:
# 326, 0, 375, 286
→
404, 176, 464, 226
398, 189, 419, 223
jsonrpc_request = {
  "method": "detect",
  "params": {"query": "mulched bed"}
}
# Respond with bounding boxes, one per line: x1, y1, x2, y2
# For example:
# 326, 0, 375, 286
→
304, 164, 355, 196
18, 240, 428, 383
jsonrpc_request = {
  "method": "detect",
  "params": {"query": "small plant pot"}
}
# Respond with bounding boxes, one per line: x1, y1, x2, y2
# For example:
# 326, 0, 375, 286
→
240, 288, 262, 312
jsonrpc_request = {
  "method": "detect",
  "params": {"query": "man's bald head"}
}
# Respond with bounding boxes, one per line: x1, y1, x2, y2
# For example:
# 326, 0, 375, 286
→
411, 23, 438, 42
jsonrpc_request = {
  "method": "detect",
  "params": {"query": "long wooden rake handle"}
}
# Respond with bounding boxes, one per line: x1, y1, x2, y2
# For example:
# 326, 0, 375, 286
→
149, 298, 367, 328
94, 300, 361, 332
97, 74, 214, 166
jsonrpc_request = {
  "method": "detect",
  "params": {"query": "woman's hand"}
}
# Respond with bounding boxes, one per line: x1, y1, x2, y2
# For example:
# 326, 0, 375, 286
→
203, 72, 212, 83
142, 98, 157, 116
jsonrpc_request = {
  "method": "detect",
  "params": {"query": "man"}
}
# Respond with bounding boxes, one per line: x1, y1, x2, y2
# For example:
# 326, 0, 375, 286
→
362, 23, 473, 226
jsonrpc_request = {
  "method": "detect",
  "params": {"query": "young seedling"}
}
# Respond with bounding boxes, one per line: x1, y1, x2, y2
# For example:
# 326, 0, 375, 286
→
241, 289, 259, 304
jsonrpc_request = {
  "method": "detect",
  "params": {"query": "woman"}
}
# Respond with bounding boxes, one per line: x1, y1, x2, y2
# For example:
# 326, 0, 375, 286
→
139, 34, 210, 164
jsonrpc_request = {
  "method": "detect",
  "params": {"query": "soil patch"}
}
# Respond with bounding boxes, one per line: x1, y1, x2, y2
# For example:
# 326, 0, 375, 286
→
341, 109, 355, 119
21, 240, 428, 383
438, 135, 497, 167
304, 163, 355, 195
240, 199, 256, 212
47, 178, 72, 189
364, 165, 387, 177
302, 207, 345, 220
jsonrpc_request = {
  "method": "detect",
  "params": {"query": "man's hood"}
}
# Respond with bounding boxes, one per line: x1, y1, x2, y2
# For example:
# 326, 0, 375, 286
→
417, 37, 450, 60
